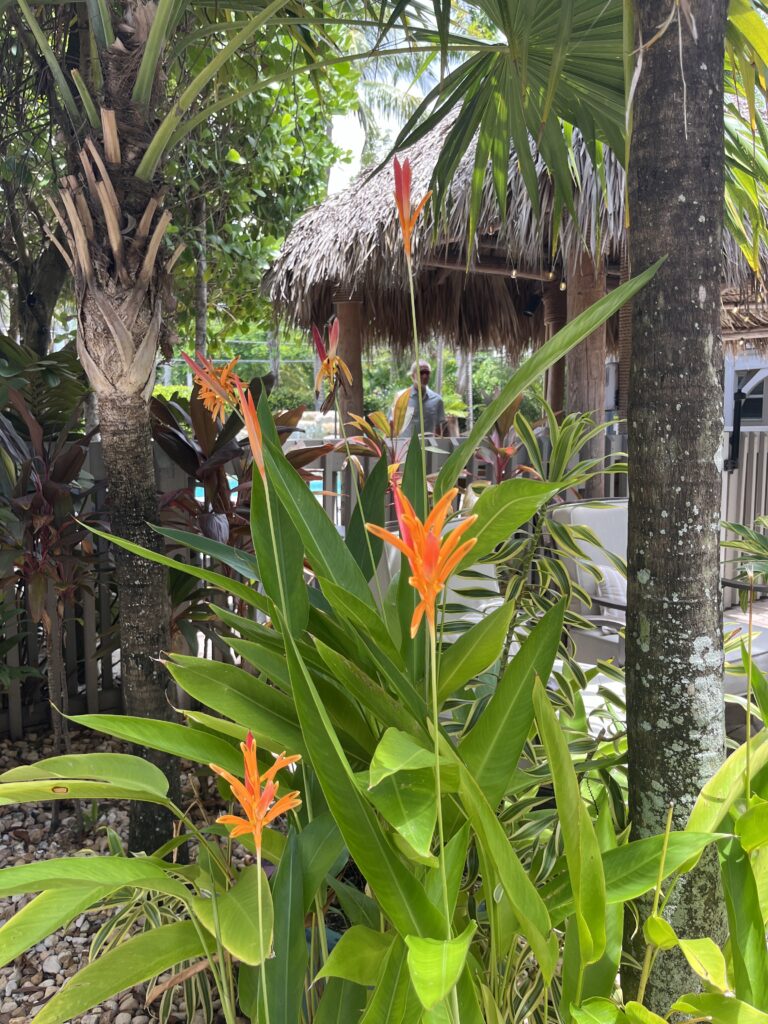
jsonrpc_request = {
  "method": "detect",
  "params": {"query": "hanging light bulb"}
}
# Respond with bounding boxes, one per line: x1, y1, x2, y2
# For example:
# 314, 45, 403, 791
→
559, 279, 567, 292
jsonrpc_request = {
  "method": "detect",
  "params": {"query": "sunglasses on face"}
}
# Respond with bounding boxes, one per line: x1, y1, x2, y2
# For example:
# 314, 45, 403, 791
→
419, 370, 430, 377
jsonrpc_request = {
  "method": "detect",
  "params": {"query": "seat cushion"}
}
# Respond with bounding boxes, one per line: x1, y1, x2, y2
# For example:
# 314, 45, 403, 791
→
596, 566, 626, 622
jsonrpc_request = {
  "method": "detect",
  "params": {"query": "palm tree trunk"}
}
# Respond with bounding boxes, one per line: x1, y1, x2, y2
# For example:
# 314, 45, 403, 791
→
99, 393, 181, 852
624, 0, 728, 1009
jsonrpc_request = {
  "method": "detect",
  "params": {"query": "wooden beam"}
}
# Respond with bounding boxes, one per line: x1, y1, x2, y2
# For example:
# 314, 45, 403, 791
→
421, 256, 557, 283
723, 328, 768, 340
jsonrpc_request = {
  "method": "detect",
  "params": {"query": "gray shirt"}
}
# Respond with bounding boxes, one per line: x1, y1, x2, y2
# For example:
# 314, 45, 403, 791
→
399, 386, 446, 436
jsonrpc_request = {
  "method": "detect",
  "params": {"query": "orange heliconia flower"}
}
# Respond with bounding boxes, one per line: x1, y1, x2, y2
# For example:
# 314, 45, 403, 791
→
210, 732, 301, 852
236, 380, 266, 480
367, 486, 477, 637
182, 352, 241, 420
312, 319, 353, 412
393, 156, 431, 260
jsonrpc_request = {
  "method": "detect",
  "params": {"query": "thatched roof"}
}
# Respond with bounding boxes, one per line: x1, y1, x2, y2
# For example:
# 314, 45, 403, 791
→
266, 116, 768, 356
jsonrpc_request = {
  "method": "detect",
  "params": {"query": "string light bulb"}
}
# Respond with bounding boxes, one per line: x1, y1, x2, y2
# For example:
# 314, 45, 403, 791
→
559, 279, 567, 292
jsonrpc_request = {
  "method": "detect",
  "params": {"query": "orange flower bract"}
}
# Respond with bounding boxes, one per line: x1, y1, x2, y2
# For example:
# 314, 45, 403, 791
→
236, 380, 266, 480
210, 732, 301, 852
182, 352, 241, 420
393, 156, 432, 260
367, 486, 477, 637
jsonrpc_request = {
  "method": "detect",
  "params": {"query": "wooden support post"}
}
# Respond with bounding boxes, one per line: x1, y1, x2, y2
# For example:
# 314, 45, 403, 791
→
566, 250, 607, 498
618, 240, 632, 419
543, 283, 567, 420
333, 299, 364, 426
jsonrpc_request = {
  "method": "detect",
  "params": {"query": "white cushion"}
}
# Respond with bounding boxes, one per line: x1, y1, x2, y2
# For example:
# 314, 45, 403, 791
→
596, 566, 626, 622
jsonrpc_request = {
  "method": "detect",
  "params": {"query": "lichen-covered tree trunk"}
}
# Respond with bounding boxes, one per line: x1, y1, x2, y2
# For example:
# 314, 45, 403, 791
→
624, 0, 729, 1009
99, 393, 180, 852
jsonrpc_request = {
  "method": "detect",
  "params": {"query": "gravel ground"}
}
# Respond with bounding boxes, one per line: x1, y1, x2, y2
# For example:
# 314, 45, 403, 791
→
0, 729, 240, 1024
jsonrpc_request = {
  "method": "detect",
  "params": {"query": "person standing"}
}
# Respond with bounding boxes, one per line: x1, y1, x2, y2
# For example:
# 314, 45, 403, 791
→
396, 359, 447, 436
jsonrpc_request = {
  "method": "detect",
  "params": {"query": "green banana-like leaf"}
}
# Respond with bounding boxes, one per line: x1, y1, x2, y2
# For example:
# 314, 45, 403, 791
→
283, 626, 446, 939
533, 680, 606, 966
32, 922, 210, 1024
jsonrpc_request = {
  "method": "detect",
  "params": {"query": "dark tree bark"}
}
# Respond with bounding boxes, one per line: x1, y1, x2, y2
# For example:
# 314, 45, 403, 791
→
543, 283, 567, 420
193, 196, 208, 356
99, 395, 181, 852
17, 233, 70, 357
624, 0, 729, 1009
566, 251, 606, 497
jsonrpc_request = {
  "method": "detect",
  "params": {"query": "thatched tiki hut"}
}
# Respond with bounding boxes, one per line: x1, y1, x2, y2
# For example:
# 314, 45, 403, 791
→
266, 117, 767, 493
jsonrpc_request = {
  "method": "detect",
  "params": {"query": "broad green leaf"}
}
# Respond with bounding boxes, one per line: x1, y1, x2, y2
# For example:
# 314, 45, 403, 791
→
85, 521, 264, 610
70, 715, 242, 775
327, 876, 380, 930
0, 856, 189, 900
688, 731, 768, 839
346, 453, 388, 580
264, 437, 374, 607
0, 752, 168, 797
459, 479, 559, 564
360, 769, 437, 860
736, 801, 768, 852
369, 728, 438, 787
581, 795, 624, 1001
437, 600, 515, 701
406, 922, 477, 1010
643, 914, 677, 950
679, 938, 731, 994
192, 865, 273, 966
250, 408, 308, 633
314, 978, 368, 1023
316, 581, 427, 724
0, 752, 170, 806
671, 993, 768, 1024
264, 831, 306, 1023
543, 832, 721, 923
151, 525, 258, 580
534, 681, 605, 965
31, 921, 208, 1024
0, 887, 112, 968
562, 796, 624, 1019
317, 925, 394, 985
164, 655, 306, 759
313, 638, 421, 737
298, 812, 345, 913
625, 1003, 668, 1024
360, 937, 422, 1024
720, 837, 768, 1009
425, 823, 470, 918
434, 261, 664, 499
571, 997, 629, 1024
283, 628, 445, 938
459, 601, 565, 807
456, 761, 558, 979
230, 637, 376, 760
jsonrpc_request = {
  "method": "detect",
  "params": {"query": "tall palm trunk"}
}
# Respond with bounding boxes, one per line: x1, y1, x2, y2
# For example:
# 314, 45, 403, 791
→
52, 121, 184, 850
624, 0, 728, 1008
99, 394, 179, 850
